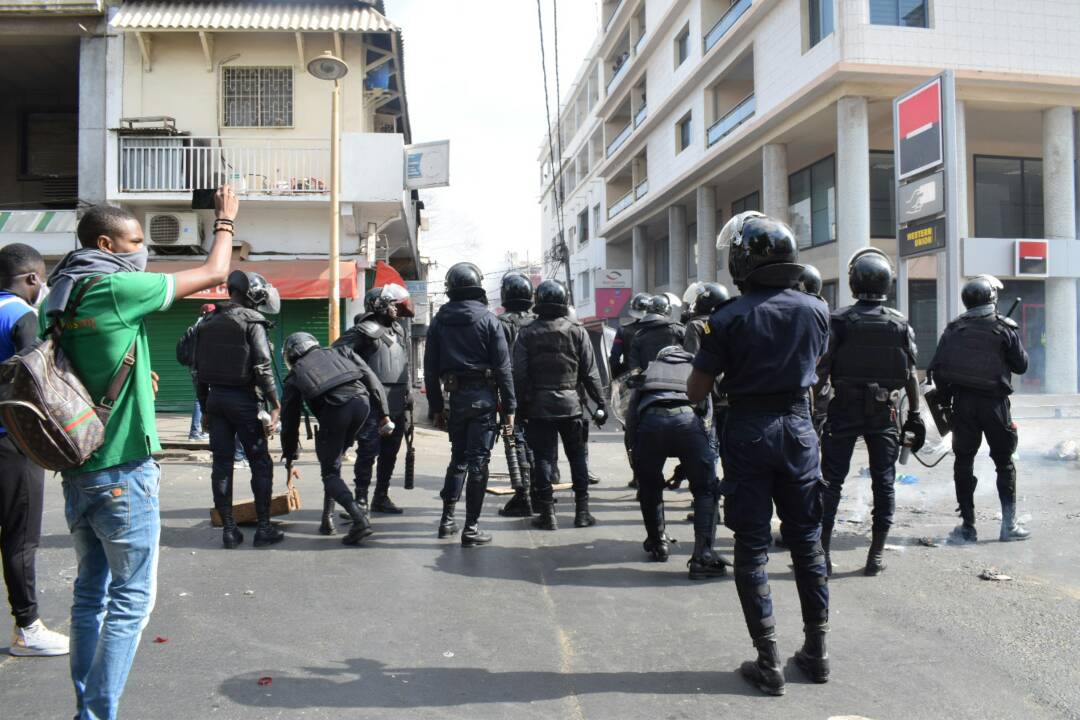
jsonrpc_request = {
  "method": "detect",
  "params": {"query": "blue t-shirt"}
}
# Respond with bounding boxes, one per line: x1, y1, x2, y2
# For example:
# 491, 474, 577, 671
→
0, 291, 37, 435
691, 287, 830, 396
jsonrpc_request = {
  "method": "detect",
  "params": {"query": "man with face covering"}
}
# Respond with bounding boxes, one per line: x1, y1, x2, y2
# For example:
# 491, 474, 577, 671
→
42, 189, 236, 719
195, 269, 283, 550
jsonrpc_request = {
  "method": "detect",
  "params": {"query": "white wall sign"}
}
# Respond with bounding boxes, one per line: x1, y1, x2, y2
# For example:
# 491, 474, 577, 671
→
405, 141, 450, 190
597, 268, 631, 288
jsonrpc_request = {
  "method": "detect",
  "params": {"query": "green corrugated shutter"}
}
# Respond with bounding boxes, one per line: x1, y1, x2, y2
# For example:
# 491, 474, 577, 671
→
145, 300, 204, 412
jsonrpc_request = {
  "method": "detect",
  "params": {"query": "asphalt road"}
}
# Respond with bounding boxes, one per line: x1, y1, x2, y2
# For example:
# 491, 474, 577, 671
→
1, 417, 1079, 720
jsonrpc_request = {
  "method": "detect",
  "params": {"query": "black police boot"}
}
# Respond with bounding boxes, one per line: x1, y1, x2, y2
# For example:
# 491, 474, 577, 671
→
864, 530, 888, 576
342, 500, 374, 546
999, 501, 1031, 542
532, 501, 558, 531
950, 498, 978, 543
319, 494, 336, 536
461, 474, 492, 547
461, 523, 492, 547
794, 623, 830, 683
739, 636, 786, 696
688, 535, 728, 580
438, 501, 459, 538
499, 489, 532, 517
253, 510, 285, 548
821, 522, 834, 576
574, 494, 596, 528
587, 471, 601, 485
643, 534, 671, 562
627, 477, 638, 489
341, 489, 368, 520
371, 491, 404, 515
219, 507, 243, 549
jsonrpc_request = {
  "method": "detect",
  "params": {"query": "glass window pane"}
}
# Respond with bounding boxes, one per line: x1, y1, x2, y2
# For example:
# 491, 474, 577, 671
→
687, 225, 698, 278
654, 237, 670, 286
899, 0, 927, 27
870, 151, 896, 237
869, 0, 899, 25
975, 157, 1024, 238
810, 156, 835, 246
1023, 159, 1044, 238
789, 168, 812, 249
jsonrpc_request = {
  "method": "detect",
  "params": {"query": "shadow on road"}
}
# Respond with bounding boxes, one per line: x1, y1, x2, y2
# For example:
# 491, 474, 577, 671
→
218, 657, 758, 709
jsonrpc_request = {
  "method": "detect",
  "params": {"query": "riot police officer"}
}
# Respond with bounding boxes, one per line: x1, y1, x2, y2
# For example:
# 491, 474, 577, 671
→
683, 283, 730, 354
512, 280, 607, 530
687, 211, 831, 695
799, 264, 823, 296
424, 262, 516, 546
929, 275, 1030, 543
496, 271, 537, 518
816, 249, 922, 576
608, 292, 650, 378
628, 345, 727, 579
280, 333, 391, 545
628, 294, 685, 372
195, 270, 284, 549
334, 284, 415, 516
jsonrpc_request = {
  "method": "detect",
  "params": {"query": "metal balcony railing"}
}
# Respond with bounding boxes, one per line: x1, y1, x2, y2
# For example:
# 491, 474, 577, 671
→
608, 190, 634, 219
603, 0, 625, 31
706, 94, 756, 147
118, 136, 330, 194
607, 58, 631, 95
704, 0, 751, 54
606, 122, 633, 156
634, 103, 648, 128
635, 179, 649, 199
635, 31, 647, 54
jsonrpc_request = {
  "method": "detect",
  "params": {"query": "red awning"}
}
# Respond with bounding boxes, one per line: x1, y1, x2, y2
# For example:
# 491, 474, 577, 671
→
147, 260, 359, 300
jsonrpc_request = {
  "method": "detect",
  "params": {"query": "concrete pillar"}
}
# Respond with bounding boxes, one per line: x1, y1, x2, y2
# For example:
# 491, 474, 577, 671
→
836, 96, 871, 307
1043, 106, 1078, 394
761, 143, 788, 223
669, 205, 688, 291
696, 186, 717, 282
79, 24, 115, 208
632, 226, 648, 292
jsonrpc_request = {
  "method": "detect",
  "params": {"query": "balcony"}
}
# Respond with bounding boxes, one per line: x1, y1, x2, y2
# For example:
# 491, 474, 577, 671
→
707, 94, 755, 147
608, 190, 634, 219
607, 59, 630, 95
606, 122, 632, 157
635, 179, 649, 200
704, 0, 751, 54
118, 136, 329, 195
634, 104, 648, 128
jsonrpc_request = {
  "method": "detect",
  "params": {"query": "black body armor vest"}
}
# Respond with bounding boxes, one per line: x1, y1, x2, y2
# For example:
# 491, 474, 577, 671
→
933, 314, 1011, 393
290, 347, 364, 401
521, 317, 578, 390
195, 306, 264, 386
831, 305, 911, 392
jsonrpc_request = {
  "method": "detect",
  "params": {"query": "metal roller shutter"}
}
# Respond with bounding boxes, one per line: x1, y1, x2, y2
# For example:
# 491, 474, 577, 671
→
145, 300, 204, 412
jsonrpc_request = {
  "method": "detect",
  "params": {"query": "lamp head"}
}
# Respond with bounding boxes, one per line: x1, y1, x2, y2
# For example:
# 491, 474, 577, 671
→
308, 51, 349, 81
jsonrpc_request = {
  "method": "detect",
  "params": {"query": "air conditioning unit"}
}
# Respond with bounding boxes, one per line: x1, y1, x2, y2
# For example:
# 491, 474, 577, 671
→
145, 212, 203, 248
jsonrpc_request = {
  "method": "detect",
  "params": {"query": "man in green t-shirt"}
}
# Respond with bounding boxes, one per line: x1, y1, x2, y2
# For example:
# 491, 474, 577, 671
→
44, 187, 238, 720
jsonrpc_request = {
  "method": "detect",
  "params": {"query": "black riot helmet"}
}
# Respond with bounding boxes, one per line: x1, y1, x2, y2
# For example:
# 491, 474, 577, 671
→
283, 331, 320, 367
365, 283, 415, 319
644, 293, 672, 319
500, 271, 533, 312
961, 274, 1003, 310
629, 292, 651, 318
445, 262, 485, 301
848, 248, 893, 302
693, 282, 730, 316
533, 279, 570, 318
227, 270, 281, 314
721, 211, 803, 289
799, 265, 823, 296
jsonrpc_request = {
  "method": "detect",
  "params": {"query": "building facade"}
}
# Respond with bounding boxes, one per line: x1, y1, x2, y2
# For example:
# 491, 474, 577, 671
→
540, 0, 1080, 393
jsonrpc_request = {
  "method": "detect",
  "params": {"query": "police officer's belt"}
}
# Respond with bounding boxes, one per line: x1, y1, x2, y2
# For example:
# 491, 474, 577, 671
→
641, 405, 694, 417
728, 391, 808, 412
442, 369, 493, 390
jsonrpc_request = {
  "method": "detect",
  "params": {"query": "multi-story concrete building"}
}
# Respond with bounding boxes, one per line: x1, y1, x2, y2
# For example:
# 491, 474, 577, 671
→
541, 0, 1080, 393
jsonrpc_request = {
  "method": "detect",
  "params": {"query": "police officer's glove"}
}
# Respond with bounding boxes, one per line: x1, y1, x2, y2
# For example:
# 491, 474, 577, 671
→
902, 413, 927, 453
593, 407, 608, 428
379, 416, 396, 437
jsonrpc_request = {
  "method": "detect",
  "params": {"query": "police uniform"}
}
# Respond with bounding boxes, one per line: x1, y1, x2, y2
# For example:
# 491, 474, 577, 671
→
628, 347, 726, 578
497, 307, 536, 517
628, 314, 684, 372
424, 289, 515, 546
335, 314, 411, 512
281, 342, 389, 545
195, 300, 280, 544
929, 304, 1029, 542
513, 309, 605, 529
817, 301, 917, 573
608, 321, 637, 378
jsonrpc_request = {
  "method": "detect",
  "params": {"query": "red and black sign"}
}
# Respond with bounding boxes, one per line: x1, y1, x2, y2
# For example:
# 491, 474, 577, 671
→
896, 77, 943, 180
1015, 240, 1048, 276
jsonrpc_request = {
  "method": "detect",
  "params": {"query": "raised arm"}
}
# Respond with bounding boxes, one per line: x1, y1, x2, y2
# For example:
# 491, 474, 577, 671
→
171, 186, 237, 300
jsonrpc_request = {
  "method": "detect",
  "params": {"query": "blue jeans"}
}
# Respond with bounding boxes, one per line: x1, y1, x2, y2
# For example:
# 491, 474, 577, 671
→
63, 457, 161, 720
189, 400, 203, 438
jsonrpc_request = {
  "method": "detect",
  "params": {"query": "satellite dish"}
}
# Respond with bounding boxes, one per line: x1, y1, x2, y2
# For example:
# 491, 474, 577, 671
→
307, 51, 349, 81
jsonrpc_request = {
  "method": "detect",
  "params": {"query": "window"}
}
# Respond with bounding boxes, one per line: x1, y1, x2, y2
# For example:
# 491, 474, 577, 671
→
870, 151, 896, 237
20, 111, 77, 178
731, 191, 761, 216
593, 204, 601, 236
820, 280, 837, 309
222, 67, 293, 127
869, 0, 928, 28
569, 226, 577, 252
687, 224, 699, 278
974, 156, 1044, 239
577, 271, 592, 302
654, 237, 671, 286
788, 156, 836, 248
808, 0, 834, 47
675, 25, 690, 67
578, 208, 590, 246
676, 113, 692, 154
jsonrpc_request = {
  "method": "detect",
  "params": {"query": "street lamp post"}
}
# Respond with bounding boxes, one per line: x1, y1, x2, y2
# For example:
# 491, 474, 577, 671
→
307, 51, 350, 343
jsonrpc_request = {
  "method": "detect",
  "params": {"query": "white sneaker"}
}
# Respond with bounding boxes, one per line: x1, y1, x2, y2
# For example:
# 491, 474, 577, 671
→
10, 620, 69, 657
